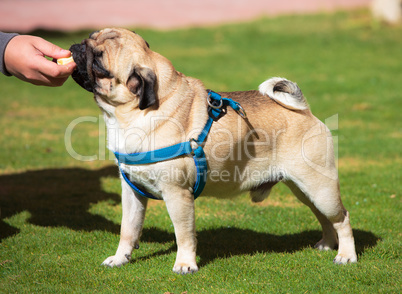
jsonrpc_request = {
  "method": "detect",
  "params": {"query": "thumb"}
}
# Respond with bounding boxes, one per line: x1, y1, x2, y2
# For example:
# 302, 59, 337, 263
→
33, 37, 71, 59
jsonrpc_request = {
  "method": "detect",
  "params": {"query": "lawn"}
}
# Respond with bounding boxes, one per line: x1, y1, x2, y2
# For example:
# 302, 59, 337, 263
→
0, 9, 401, 293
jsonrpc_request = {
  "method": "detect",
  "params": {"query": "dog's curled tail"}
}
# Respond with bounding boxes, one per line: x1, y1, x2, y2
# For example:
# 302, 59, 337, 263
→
259, 77, 309, 111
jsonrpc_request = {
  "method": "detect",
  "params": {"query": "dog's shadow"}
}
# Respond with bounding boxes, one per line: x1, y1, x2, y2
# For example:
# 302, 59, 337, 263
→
138, 227, 379, 267
0, 166, 379, 267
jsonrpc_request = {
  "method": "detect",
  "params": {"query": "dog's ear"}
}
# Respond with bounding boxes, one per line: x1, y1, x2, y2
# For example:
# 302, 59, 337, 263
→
127, 66, 157, 110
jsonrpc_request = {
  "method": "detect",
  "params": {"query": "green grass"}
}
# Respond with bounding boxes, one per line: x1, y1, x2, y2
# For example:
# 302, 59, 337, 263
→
0, 9, 401, 293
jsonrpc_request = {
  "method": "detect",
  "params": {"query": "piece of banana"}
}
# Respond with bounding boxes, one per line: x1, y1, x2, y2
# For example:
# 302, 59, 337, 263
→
57, 56, 74, 65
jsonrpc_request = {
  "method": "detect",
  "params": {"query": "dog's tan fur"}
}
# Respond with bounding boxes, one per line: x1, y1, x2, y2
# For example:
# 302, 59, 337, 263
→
70, 28, 357, 274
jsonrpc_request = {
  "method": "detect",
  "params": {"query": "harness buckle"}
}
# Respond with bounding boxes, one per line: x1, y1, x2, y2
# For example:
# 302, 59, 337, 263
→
189, 138, 205, 158
236, 103, 247, 118
189, 138, 200, 155
207, 92, 223, 109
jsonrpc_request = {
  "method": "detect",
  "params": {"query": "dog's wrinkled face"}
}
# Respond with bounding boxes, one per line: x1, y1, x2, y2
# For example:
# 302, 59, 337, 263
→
70, 28, 157, 110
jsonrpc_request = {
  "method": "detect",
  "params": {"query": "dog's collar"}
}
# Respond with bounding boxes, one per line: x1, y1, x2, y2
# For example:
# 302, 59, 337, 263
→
114, 90, 246, 200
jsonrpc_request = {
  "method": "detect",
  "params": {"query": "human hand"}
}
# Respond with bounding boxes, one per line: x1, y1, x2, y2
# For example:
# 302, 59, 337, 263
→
4, 35, 76, 86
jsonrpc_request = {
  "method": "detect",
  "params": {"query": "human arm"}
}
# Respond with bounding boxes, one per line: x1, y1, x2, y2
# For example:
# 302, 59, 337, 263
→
0, 32, 19, 76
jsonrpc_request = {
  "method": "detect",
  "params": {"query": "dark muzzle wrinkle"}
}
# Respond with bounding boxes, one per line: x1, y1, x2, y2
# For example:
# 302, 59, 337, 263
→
92, 58, 113, 79
85, 39, 95, 84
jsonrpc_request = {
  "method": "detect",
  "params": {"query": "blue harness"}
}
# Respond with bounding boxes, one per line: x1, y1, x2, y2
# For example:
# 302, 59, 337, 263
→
114, 90, 246, 200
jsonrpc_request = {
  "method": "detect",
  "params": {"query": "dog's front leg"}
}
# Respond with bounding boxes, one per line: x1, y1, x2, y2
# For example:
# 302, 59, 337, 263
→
102, 180, 148, 267
165, 188, 198, 274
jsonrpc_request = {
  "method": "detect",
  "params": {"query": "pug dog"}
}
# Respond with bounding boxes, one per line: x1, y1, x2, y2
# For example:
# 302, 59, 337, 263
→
70, 28, 357, 274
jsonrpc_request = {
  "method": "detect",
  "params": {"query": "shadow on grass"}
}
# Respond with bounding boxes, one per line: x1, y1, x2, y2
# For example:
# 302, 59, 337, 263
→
137, 227, 379, 267
0, 166, 379, 267
0, 166, 121, 241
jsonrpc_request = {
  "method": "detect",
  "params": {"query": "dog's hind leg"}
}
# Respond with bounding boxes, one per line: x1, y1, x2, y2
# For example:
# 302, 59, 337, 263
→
102, 180, 148, 267
284, 175, 357, 264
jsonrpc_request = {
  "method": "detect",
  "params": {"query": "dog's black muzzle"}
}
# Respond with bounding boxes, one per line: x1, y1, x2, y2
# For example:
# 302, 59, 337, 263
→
70, 42, 94, 93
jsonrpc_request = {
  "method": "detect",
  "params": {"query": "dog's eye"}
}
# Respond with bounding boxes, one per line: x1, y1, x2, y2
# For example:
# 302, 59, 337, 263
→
92, 58, 113, 79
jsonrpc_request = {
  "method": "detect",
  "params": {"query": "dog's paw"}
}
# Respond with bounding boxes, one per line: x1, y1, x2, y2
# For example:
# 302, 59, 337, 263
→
102, 254, 131, 268
172, 262, 198, 275
314, 238, 337, 251
333, 253, 357, 265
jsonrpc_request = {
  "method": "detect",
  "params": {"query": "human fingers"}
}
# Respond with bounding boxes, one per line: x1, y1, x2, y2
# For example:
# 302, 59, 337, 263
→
16, 53, 75, 86
30, 36, 77, 79
36, 62, 76, 87
38, 56, 76, 78
4, 35, 75, 86
31, 36, 71, 60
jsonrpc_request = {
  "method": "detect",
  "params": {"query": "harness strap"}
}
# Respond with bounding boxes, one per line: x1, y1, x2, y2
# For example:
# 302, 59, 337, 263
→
117, 144, 206, 200
114, 90, 245, 200
114, 141, 192, 165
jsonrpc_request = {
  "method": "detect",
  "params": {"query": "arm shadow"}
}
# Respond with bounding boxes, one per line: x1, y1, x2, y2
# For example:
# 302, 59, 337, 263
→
0, 166, 121, 241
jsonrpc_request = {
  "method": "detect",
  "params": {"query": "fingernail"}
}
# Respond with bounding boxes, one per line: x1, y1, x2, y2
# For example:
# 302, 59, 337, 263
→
60, 49, 71, 55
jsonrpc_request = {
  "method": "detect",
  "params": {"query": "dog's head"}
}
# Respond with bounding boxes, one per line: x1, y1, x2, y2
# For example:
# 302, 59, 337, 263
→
70, 28, 158, 110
